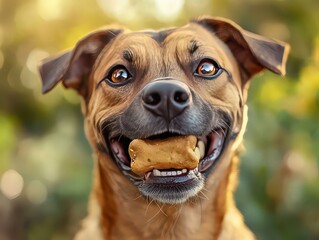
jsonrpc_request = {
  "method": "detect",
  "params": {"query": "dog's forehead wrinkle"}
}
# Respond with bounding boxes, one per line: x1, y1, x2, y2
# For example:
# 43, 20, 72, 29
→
122, 49, 134, 62
164, 34, 230, 75
189, 39, 200, 54
114, 35, 164, 71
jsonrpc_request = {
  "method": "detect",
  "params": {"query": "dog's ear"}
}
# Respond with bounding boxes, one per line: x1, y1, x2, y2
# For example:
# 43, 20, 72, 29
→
195, 17, 290, 82
39, 29, 122, 96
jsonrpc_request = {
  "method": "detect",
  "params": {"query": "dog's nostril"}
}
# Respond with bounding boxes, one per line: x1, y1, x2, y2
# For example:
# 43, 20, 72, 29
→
144, 92, 161, 105
174, 91, 189, 103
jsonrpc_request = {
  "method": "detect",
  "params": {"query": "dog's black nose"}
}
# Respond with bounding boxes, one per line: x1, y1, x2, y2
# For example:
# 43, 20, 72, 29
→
142, 80, 191, 121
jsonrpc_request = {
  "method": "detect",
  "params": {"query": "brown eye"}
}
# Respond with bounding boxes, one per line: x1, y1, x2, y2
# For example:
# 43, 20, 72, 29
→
197, 62, 217, 75
97, 65, 132, 87
102, 65, 132, 86
194, 59, 222, 79
110, 68, 130, 83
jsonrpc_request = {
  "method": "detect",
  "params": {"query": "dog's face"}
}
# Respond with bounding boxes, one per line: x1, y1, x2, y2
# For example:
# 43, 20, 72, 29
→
39, 17, 289, 204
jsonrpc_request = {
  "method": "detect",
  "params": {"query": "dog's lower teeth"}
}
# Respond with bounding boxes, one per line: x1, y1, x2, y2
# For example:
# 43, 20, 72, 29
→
153, 169, 161, 176
152, 169, 188, 177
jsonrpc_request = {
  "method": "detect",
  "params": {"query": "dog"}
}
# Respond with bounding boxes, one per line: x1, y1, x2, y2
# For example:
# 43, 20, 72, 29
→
39, 16, 289, 239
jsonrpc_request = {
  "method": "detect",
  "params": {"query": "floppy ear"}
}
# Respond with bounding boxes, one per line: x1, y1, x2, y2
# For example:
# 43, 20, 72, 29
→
195, 17, 290, 82
39, 29, 122, 97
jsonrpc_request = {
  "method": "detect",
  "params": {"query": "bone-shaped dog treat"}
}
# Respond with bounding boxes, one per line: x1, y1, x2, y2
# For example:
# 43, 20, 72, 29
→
129, 135, 199, 175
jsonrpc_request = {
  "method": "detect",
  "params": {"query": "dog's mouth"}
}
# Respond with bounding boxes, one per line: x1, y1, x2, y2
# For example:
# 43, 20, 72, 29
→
109, 128, 227, 175
104, 124, 230, 204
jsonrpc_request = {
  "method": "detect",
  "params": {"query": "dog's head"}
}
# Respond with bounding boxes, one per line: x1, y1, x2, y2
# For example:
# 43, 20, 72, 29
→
39, 17, 289, 204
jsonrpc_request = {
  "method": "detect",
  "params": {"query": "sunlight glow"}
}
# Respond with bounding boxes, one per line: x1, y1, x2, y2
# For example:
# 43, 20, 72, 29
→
96, 0, 130, 19
37, 0, 66, 21
97, 0, 184, 23
154, 0, 184, 22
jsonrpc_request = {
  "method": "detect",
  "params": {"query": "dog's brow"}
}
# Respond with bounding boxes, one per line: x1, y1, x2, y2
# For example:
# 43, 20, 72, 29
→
189, 40, 199, 54
123, 49, 134, 62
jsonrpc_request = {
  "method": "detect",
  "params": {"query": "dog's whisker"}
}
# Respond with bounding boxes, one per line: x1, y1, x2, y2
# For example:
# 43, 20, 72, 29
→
200, 186, 211, 194
154, 201, 167, 217
196, 194, 209, 201
170, 205, 183, 235
199, 191, 209, 201
145, 197, 154, 216
146, 206, 163, 224
132, 194, 143, 201
145, 196, 168, 220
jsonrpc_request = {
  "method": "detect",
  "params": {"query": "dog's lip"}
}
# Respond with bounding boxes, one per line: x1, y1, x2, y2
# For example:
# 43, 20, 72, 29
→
107, 128, 228, 181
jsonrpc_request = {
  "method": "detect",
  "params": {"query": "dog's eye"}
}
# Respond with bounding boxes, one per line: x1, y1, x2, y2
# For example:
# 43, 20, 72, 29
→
99, 65, 132, 87
98, 65, 132, 87
109, 67, 131, 84
194, 59, 222, 79
197, 62, 217, 75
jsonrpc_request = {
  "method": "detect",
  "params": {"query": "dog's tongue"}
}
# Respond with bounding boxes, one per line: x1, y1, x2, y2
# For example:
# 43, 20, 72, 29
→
129, 135, 200, 175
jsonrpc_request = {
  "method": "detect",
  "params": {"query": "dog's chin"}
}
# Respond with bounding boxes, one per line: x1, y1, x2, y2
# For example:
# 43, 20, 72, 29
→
104, 127, 230, 205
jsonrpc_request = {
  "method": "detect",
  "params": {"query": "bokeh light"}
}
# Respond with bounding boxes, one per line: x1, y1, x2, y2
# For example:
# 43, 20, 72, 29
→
0, 169, 24, 200
26, 180, 48, 204
153, 0, 185, 22
37, 0, 68, 21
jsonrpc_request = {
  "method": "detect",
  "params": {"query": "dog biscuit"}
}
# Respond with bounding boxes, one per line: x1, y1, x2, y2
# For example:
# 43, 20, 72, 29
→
129, 135, 199, 175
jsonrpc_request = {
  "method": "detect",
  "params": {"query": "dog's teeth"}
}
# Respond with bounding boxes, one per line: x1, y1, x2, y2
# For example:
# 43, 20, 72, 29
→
153, 169, 161, 176
194, 166, 199, 175
152, 169, 187, 177
197, 140, 205, 159
161, 171, 167, 176
195, 147, 200, 159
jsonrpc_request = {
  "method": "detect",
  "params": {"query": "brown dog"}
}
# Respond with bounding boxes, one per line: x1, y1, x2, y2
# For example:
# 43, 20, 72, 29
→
39, 17, 289, 239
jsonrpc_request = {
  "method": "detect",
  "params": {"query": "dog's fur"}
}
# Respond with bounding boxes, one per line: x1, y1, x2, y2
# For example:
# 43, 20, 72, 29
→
39, 17, 289, 239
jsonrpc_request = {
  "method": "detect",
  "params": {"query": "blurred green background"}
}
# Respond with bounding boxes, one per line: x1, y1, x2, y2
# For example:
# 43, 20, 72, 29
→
0, 0, 318, 239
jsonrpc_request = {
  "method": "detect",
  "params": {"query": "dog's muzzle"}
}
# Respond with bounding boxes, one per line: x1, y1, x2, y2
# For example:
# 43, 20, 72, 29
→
102, 79, 232, 204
